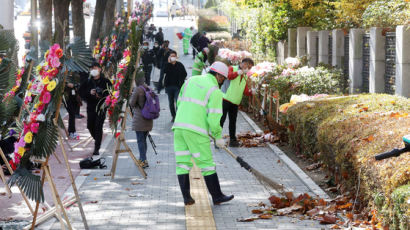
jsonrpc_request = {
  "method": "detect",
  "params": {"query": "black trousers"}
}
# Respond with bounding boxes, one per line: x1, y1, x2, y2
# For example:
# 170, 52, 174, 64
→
143, 65, 152, 86
165, 86, 180, 118
87, 106, 106, 153
220, 100, 238, 141
192, 47, 196, 58
66, 97, 78, 133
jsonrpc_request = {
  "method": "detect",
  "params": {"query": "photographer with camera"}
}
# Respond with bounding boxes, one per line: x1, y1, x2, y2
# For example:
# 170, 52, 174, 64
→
84, 62, 112, 155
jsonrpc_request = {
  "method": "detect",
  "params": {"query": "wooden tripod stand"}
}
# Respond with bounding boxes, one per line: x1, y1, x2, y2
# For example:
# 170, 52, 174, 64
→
26, 76, 89, 230
110, 108, 147, 180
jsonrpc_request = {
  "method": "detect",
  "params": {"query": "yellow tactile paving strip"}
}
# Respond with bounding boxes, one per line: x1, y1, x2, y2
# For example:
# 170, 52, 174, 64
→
185, 162, 216, 230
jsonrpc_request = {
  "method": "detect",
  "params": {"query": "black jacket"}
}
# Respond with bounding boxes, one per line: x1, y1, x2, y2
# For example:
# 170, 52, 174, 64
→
155, 31, 164, 45
141, 48, 155, 69
164, 61, 187, 88
159, 48, 174, 67
198, 36, 211, 52
84, 74, 112, 109
190, 32, 201, 49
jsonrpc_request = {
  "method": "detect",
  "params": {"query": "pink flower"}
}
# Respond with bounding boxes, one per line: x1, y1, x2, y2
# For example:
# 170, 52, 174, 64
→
105, 96, 112, 105
31, 122, 39, 133
50, 57, 61, 68
40, 91, 51, 104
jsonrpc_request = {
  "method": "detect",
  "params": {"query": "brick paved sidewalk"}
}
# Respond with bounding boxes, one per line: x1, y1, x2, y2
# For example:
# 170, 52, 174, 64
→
34, 17, 330, 230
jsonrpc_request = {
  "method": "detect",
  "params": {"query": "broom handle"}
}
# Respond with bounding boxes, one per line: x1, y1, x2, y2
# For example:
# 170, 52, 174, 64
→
222, 146, 238, 160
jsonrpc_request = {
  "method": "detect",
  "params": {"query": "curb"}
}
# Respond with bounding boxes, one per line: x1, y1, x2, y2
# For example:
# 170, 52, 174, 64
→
239, 111, 330, 199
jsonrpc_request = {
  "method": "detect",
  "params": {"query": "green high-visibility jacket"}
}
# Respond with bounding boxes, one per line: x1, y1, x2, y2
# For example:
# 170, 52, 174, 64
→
172, 73, 223, 139
192, 52, 206, 76
223, 66, 247, 105
183, 28, 192, 41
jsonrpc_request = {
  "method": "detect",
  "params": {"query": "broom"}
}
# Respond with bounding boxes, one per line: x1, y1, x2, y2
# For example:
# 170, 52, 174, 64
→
222, 146, 287, 196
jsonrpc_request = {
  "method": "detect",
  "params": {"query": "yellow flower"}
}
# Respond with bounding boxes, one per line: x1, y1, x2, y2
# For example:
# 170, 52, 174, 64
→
47, 80, 57, 91
36, 65, 42, 74
24, 131, 33, 144
34, 103, 39, 109
28, 91, 32, 97
18, 147, 25, 156
42, 77, 50, 85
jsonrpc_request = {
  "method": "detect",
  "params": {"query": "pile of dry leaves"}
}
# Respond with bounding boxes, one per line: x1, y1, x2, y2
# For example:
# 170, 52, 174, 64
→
238, 192, 386, 229
227, 131, 280, 147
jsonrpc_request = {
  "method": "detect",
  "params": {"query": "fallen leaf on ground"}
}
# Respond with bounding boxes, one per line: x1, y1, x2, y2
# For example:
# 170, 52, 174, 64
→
237, 217, 256, 222
131, 182, 142, 185
306, 162, 321, 171
93, 177, 97, 180
277, 204, 303, 215
193, 177, 200, 180
306, 208, 321, 216
103, 173, 111, 176
319, 214, 337, 224
57, 176, 65, 179
82, 173, 90, 176
259, 214, 272, 219
125, 188, 131, 191
251, 209, 263, 214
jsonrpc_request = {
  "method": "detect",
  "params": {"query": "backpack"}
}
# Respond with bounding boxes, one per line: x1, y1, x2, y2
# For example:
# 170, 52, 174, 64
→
79, 157, 106, 169
139, 86, 160, 120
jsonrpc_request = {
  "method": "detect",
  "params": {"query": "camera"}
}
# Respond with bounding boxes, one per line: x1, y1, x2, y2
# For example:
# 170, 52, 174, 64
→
95, 87, 103, 96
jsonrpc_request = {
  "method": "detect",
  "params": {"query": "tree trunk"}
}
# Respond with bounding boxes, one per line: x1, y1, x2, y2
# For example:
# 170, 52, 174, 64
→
71, 0, 85, 40
100, 0, 117, 38
39, 0, 52, 42
90, 0, 107, 48
53, 0, 70, 47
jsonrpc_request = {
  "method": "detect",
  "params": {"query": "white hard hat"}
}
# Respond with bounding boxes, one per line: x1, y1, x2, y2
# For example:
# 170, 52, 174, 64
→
209, 61, 229, 78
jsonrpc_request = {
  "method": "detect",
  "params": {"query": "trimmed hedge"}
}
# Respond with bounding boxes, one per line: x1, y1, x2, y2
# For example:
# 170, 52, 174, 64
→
282, 94, 409, 229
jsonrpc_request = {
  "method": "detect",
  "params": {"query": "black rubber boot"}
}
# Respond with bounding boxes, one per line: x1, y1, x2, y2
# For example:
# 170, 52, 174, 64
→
177, 174, 195, 205
204, 173, 234, 205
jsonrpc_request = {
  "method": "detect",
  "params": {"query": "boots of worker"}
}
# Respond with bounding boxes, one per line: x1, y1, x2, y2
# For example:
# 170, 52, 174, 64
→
177, 174, 195, 205
204, 173, 234, 205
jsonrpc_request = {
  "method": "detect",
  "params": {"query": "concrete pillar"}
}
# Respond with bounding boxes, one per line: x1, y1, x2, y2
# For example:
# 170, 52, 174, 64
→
369, 27, 385, 93
297, 27, 311, 57
288, 28, 297, 57
0, 0, 14, 30
318, 30, 330, 64
395, 25, 410, 98
307, 31, 318, 67
349, 29, 365, 93
276, 40, 288, 65
332, 29, 344, 68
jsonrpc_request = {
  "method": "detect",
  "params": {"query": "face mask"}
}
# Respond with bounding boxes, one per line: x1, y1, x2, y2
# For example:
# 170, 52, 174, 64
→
170, 57, 177, 62
90, 69, 99, 77
143, 46, 148, 49
154, 44, 159, 47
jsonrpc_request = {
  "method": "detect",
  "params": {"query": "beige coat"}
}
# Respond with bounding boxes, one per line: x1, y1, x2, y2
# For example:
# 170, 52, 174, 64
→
129, 83, 153, 132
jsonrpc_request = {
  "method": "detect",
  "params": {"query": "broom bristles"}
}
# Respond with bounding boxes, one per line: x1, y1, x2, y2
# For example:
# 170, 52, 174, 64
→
250, 168, 286, 196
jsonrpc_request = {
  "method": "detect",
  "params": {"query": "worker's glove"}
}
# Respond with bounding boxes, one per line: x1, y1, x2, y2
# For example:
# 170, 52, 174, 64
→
215, 138, 226, 148
237, 69, 243, 76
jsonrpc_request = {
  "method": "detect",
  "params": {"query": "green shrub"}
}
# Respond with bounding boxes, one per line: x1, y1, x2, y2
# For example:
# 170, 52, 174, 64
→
282, 94, 410, 229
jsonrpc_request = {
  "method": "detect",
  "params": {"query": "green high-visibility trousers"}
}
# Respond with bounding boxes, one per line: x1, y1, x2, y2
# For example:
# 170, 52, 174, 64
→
183, 38, 190, 54
173, 128, 216, 176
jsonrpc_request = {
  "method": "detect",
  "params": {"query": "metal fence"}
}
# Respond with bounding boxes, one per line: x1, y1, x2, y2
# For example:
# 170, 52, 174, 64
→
385, 32, 396, 94
362, 33, 370, 93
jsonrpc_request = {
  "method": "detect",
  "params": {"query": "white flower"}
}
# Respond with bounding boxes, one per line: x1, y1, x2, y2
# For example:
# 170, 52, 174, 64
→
37, 114, 45, 122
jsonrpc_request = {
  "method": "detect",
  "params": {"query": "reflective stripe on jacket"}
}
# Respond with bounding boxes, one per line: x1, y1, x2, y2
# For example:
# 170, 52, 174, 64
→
172, 73, 223, 139
192, 52, 205, 76
223, 66, 247, 105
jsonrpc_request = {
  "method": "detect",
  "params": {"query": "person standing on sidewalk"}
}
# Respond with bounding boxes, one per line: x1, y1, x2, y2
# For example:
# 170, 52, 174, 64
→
192, 47, 209, 76
198, 32, 211, 52
157, 41, 174, 93
172, 61, 234, 206
65, 72, 81, 139
155, 27, 164, 46
183, 26, 193, 55
141, 41, 155, 86
190, 31, 201, 59
220, 58, 254, 147
129, 76, 153, 168
84, 62, 112, 155
163, 51, 187, 122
